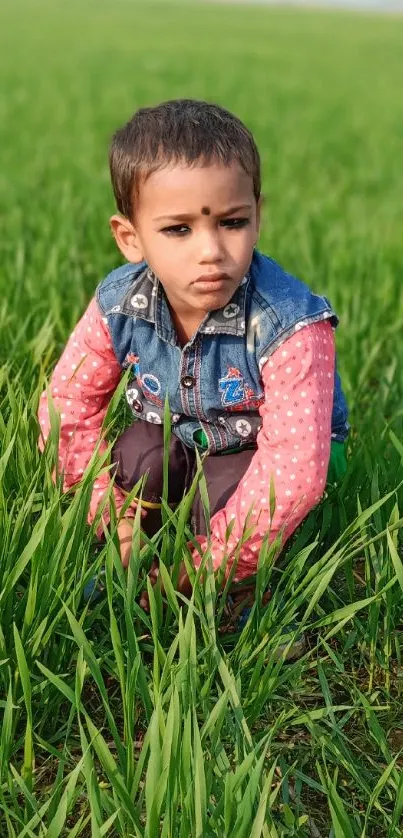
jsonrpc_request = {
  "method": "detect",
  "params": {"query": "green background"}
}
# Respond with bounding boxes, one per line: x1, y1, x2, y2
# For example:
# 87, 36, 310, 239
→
1, 1, 403, 834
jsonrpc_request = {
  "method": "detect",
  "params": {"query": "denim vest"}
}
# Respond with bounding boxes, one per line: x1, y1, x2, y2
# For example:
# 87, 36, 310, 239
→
96, 249, 349, 453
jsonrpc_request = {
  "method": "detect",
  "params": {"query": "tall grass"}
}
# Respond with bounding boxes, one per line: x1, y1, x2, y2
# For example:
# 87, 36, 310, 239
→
1, 0, 403, 833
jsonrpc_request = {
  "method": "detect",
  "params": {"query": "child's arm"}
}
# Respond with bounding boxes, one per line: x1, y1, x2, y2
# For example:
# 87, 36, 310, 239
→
38, 297, 138, 533
191, 320, 335, 583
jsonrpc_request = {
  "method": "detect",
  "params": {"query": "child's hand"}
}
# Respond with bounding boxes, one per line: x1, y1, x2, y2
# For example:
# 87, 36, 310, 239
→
117, 511, 147, 568
117, 518, 135, 568
139, 560, 193, 611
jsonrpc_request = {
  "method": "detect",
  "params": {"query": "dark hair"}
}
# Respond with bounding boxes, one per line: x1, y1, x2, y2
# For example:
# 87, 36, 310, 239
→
109, 99, 261, 219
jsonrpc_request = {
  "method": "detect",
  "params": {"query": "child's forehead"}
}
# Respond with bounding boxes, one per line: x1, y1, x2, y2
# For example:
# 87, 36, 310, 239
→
138, 159, 255, 216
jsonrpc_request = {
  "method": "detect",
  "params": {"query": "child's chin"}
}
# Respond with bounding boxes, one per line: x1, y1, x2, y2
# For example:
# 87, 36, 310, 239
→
193, 287, 237, 311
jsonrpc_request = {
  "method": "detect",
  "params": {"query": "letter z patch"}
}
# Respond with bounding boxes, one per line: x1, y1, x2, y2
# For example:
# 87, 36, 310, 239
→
219, 367, 246, 407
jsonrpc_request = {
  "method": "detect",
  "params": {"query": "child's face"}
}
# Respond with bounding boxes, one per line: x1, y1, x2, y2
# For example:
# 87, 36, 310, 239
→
111, 160, 260, 319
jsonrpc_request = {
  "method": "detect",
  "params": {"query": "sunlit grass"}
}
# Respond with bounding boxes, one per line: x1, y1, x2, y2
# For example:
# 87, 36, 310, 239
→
1, 0, 403, 833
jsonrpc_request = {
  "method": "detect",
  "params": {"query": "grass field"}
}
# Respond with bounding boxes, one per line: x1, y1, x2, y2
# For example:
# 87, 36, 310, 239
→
1, 0, 403, 834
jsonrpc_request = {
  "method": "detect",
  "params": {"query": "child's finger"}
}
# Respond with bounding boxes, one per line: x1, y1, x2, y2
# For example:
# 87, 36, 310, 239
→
139, 590, 150, 611
139, 563, 160, 611
149, 563, 159, 583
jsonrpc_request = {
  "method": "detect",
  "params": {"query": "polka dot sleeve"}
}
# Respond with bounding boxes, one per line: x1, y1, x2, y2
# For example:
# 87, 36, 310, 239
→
38, 297, 135, 531
192, 320, 335, 582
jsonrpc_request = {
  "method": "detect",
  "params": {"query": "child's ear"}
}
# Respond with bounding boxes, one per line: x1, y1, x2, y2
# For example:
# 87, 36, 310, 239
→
109, 215, 144, 263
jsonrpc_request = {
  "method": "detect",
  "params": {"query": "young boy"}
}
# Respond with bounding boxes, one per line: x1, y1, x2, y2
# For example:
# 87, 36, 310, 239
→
38, 99, 349, 602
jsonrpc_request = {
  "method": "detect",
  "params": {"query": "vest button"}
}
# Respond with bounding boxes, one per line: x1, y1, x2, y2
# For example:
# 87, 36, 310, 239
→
133, 399, 143, 413
181, 375, 196, 389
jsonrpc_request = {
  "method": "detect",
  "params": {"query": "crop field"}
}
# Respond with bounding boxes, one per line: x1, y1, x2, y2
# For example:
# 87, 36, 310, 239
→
1, 0, 403, 834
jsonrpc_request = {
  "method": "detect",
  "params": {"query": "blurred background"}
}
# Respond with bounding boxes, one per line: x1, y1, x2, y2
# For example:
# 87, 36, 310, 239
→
1, 3, 403, 834
1, 0, 403, 429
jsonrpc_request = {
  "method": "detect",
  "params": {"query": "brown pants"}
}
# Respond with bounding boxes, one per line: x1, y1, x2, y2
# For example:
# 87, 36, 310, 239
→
112, 421, 256, 537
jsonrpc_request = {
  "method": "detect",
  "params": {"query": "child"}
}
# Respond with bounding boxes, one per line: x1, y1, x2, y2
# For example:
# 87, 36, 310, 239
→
38, 99, 349, 603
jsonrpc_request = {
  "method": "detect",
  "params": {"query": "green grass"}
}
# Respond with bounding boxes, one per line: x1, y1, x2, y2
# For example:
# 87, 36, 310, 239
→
1, 0, 403, 834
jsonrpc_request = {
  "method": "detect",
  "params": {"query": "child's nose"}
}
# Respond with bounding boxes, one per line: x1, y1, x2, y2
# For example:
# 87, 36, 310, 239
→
198, 230, 224, 262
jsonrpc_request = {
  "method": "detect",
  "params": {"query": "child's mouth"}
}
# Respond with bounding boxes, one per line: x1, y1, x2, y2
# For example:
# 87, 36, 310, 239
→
193, 272, 232, 293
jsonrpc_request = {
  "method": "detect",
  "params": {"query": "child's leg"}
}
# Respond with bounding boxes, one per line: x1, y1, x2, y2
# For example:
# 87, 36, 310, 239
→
84, 423, 194, 603
191, 447, 256, 537
191, 447, 258, 606
190, 449, 301, 649
112, 421, 195, 536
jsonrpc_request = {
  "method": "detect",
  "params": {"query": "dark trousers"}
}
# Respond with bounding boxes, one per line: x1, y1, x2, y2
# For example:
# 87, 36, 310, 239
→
112, 421, 256, 537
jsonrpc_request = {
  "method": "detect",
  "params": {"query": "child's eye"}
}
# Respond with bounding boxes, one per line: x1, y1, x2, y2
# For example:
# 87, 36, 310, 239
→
220, 218, 250, 229
161, 224, 190, 236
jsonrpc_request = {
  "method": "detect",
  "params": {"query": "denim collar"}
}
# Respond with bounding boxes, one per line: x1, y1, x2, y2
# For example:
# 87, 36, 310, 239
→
120, 266, 249, 345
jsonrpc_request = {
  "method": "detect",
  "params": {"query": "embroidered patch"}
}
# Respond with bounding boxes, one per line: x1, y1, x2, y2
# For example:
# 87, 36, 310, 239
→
228, 393, 264, 412
146, 411, 162, 424
131, 294, 148, 309
219, 367, 246, 406
223, 303, 240, 319
144, 391, 164, 408
124, 352, 141, 378
126, 386, 139, 405
219, 367, 263, 411
124, 356, 163, 407
142, 373, 161, 395
142, 373, 163, 407
235, 418, 252, 438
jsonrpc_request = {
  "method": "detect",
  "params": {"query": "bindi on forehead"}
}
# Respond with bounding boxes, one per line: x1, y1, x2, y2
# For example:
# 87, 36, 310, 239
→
201, 206, 211, 216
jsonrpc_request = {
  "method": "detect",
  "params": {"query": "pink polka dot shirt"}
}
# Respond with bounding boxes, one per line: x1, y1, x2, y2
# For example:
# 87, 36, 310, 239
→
38, 298, 335, 581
